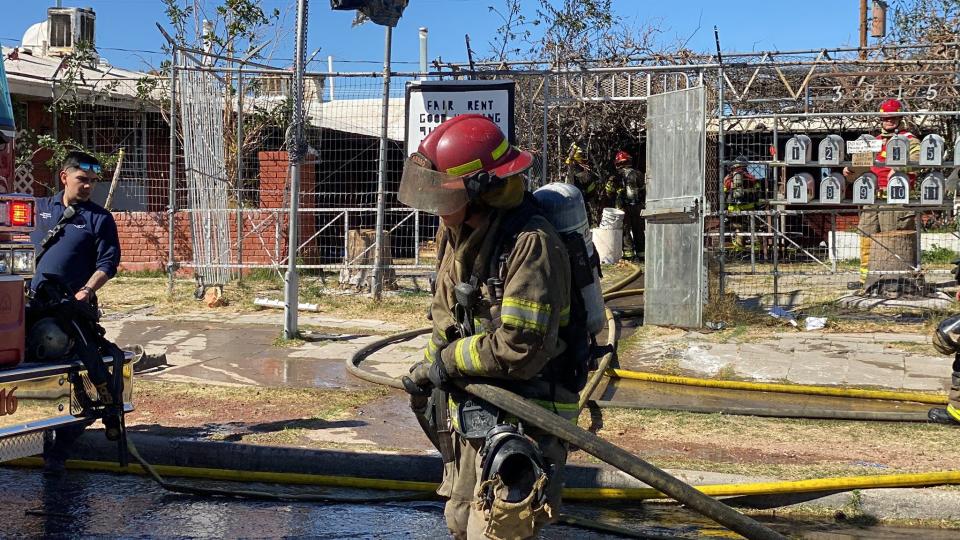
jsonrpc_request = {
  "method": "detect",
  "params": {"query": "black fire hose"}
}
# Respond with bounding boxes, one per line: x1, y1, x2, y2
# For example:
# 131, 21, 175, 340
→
346, 332, 785, 540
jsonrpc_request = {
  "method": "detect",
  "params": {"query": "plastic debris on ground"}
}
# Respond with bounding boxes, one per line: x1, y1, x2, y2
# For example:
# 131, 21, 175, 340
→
804, 317, 827, 331
767, 306, 798, 327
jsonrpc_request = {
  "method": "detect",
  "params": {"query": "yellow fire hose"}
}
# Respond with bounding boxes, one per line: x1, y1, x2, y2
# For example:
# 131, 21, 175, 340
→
11, 456, 960, 504
607, 369, 948, 406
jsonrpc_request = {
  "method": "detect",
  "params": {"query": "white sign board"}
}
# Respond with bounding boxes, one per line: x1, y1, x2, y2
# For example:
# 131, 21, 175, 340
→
846, 139, 883, 154
405, 80, 515, 155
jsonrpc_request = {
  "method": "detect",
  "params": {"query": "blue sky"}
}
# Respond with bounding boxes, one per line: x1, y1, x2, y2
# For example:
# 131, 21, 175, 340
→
1, 1, 866, 72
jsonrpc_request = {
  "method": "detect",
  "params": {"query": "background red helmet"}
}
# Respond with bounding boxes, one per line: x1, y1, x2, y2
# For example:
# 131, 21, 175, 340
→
614, 150, 632, 165
880, 98, 904, 117
418, 114, 532, 178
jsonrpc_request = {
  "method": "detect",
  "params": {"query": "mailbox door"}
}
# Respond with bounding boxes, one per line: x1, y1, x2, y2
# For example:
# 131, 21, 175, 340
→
853, 176, 876, 205
886, 175, 910, 204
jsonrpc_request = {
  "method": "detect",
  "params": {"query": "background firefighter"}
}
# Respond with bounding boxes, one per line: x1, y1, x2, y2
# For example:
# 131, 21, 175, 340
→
843, 98, 921, 287
398, 114, 576, 539
564, 143, 601, 226
722, 159, 760, 258
612, 150, 645, 260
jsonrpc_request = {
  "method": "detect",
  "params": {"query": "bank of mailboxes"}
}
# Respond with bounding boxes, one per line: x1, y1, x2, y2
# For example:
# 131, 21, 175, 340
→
777, 132, 956, 206
818, 135, 844, 165
785, 173, 815, 203
784, 135, 812, 165
921, 134, 944, 166
851, 173, 877, 205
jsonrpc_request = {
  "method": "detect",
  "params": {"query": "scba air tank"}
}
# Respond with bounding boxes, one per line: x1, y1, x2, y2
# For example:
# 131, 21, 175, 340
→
532, 183, 606, 335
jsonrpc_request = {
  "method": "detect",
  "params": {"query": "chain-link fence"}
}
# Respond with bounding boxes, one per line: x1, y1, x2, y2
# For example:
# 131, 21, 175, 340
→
29, 39, 952, 316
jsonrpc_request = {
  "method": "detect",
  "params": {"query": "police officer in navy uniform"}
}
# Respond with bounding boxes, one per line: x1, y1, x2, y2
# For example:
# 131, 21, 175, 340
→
28, 150, 121, 474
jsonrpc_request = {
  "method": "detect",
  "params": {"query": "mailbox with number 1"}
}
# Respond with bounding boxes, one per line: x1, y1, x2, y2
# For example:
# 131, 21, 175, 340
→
784, 135, 812, 165
920, 172, 945, 205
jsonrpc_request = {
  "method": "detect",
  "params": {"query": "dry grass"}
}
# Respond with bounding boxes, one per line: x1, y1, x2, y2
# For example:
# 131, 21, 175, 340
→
588, 407, 960, 479
100, 260, 637, 329
131, 380, 388, 428
97, 273, 434, 329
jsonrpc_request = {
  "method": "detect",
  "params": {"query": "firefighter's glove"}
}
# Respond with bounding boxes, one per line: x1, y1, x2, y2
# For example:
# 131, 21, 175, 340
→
401, 359, 451, 396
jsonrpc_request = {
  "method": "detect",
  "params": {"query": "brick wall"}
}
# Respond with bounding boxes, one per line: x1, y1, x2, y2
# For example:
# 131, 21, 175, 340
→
114, 151, 316, 274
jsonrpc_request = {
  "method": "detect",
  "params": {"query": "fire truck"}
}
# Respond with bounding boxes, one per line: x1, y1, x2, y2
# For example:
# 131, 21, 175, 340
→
0, 54, 132, 463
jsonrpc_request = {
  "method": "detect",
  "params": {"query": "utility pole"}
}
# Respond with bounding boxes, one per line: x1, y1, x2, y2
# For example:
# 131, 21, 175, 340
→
859, 0, 868, 60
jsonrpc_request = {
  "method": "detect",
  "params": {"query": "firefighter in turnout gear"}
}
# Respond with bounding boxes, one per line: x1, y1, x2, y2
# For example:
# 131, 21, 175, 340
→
843, 98, 921, 285
930, 314, 960, 426
722, 159, 760, 258
564, 143, 601, 226
398, 114, 578, 539
613, 150, 645, 259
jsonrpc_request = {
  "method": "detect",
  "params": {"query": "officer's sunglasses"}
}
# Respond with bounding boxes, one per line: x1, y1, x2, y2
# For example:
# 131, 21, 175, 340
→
73, 162, 103, 175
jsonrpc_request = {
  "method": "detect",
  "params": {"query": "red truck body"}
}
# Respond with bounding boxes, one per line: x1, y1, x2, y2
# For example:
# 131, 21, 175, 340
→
0, 52, 28, 368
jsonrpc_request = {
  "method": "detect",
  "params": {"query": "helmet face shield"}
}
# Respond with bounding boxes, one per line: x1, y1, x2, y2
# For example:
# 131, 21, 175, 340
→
398, 156, 470, 216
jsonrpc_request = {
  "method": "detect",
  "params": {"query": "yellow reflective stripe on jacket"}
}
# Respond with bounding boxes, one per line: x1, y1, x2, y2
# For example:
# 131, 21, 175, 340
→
454, 334, 485, 375
559, 305, 571, 327
501, 297, 550, 333
529, 398, 580, 421
424, 333, 446, 362
948, 403, 960, 422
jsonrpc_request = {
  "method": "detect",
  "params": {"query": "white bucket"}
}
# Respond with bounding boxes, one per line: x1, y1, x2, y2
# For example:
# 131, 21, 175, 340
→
600, 207, 625, 229
592, 227, 623, 264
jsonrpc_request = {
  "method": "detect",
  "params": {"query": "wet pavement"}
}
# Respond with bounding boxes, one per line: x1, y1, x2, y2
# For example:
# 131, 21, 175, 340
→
0, 467, 700, 539
4, 467, 960, 539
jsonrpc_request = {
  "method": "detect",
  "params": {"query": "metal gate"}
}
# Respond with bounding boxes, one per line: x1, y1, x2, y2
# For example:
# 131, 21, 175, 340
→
644, 86, 706, 328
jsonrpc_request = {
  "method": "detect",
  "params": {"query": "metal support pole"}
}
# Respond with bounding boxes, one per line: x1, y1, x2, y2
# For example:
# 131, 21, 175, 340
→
542, 73, 550, 187
717, 70, 727, 297
859, 0, 869, 60
236, 68, 244, 282
328, 55, 335, 101
831, 211, 838, 273
284, 0, 309, 339
772, 211, 780, 307
167, 50, 178, 297
419, 27, 428, 79
414, 210, 420, 266
916, 209, 923, 269
372, 25, 393, 301
749, 214, 756, 273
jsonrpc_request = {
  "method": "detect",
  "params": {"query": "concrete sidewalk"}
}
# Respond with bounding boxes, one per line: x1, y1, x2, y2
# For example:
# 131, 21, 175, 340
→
620, 330, 949, 393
